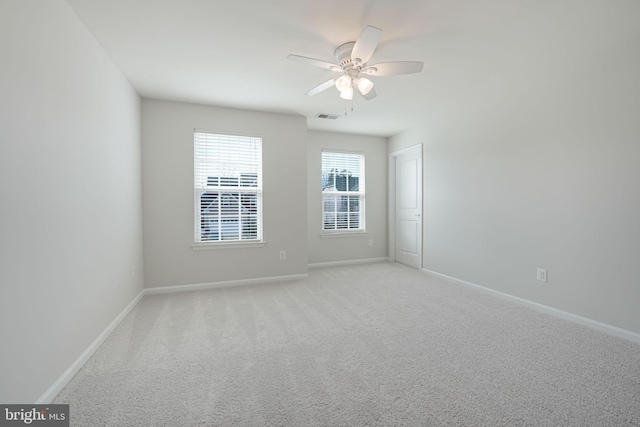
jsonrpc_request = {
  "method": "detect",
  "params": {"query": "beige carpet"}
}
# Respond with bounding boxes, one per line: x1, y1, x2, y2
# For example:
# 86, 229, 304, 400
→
54, 262, 640, 426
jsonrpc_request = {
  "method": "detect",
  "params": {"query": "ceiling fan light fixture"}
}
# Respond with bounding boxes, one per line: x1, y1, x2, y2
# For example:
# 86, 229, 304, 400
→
335, 75, 352, 92
339, 86, 354, 100
356, 77, 374, 95
287, 25, 424, 103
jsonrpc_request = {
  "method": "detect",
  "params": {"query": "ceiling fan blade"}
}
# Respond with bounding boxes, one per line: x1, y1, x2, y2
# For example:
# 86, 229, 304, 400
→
351, 25, 382, 66
287, 54, 341, 71
306, 78, 337, 96
362, 86, 377, 101
365, 61, 424, 76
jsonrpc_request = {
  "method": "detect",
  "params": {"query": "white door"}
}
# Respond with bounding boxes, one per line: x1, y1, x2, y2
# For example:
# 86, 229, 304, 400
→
395, 147, 422, 268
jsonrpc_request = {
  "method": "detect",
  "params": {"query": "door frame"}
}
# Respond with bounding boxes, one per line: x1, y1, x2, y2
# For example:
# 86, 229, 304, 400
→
388, 144, 423, 268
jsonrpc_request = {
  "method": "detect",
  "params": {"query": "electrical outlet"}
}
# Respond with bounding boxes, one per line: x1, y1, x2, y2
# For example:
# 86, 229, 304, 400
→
536, 268, 547, 282
280, 251, 286, 260
368, 239, 373, 247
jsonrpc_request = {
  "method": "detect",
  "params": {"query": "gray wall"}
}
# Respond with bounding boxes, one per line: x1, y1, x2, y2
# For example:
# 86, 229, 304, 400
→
0, 0, 143, 402
142, 99, 308, 287
389, 10, 640, 334
307, 131, 388, 264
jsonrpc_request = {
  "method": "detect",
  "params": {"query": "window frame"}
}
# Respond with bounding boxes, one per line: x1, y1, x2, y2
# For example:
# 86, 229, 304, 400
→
321, 150, 366, 235
192, 130, 264, 249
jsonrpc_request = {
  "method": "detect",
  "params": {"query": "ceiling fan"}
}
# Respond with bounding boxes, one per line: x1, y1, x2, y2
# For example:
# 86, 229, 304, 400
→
287, 25, 423, 101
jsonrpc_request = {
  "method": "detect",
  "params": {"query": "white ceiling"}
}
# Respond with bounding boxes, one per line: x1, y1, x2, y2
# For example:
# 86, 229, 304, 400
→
66, 0, 640, 137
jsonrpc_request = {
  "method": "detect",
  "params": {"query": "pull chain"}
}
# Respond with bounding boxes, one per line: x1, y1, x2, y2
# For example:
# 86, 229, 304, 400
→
343, 96, 355, 116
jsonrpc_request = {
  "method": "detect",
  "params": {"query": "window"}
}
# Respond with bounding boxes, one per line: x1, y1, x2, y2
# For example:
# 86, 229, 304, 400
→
321, 151, 365, 232
194, 131, 262, 244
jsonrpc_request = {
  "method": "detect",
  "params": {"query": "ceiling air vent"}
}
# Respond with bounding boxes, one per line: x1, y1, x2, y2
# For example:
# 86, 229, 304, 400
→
315, 113, 341, 120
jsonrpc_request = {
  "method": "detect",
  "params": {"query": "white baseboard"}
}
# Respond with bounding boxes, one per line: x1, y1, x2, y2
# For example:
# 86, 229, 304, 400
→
145, 273, 309, 295
422, 269, 640, 345
36, 289, 146, 404
308, 257, 389, 269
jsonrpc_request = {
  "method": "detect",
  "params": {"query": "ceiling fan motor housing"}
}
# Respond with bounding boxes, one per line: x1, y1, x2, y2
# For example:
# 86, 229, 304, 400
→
334, 42, 357, 68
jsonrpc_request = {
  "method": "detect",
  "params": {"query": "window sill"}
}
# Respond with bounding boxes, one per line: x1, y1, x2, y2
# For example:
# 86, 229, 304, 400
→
320, 231, 368, 239
192, 241, 266, 250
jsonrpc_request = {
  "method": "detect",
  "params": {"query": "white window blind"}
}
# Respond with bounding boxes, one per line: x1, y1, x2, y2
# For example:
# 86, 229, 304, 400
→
194, 131, 262, 243
321, 151, 365, 232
